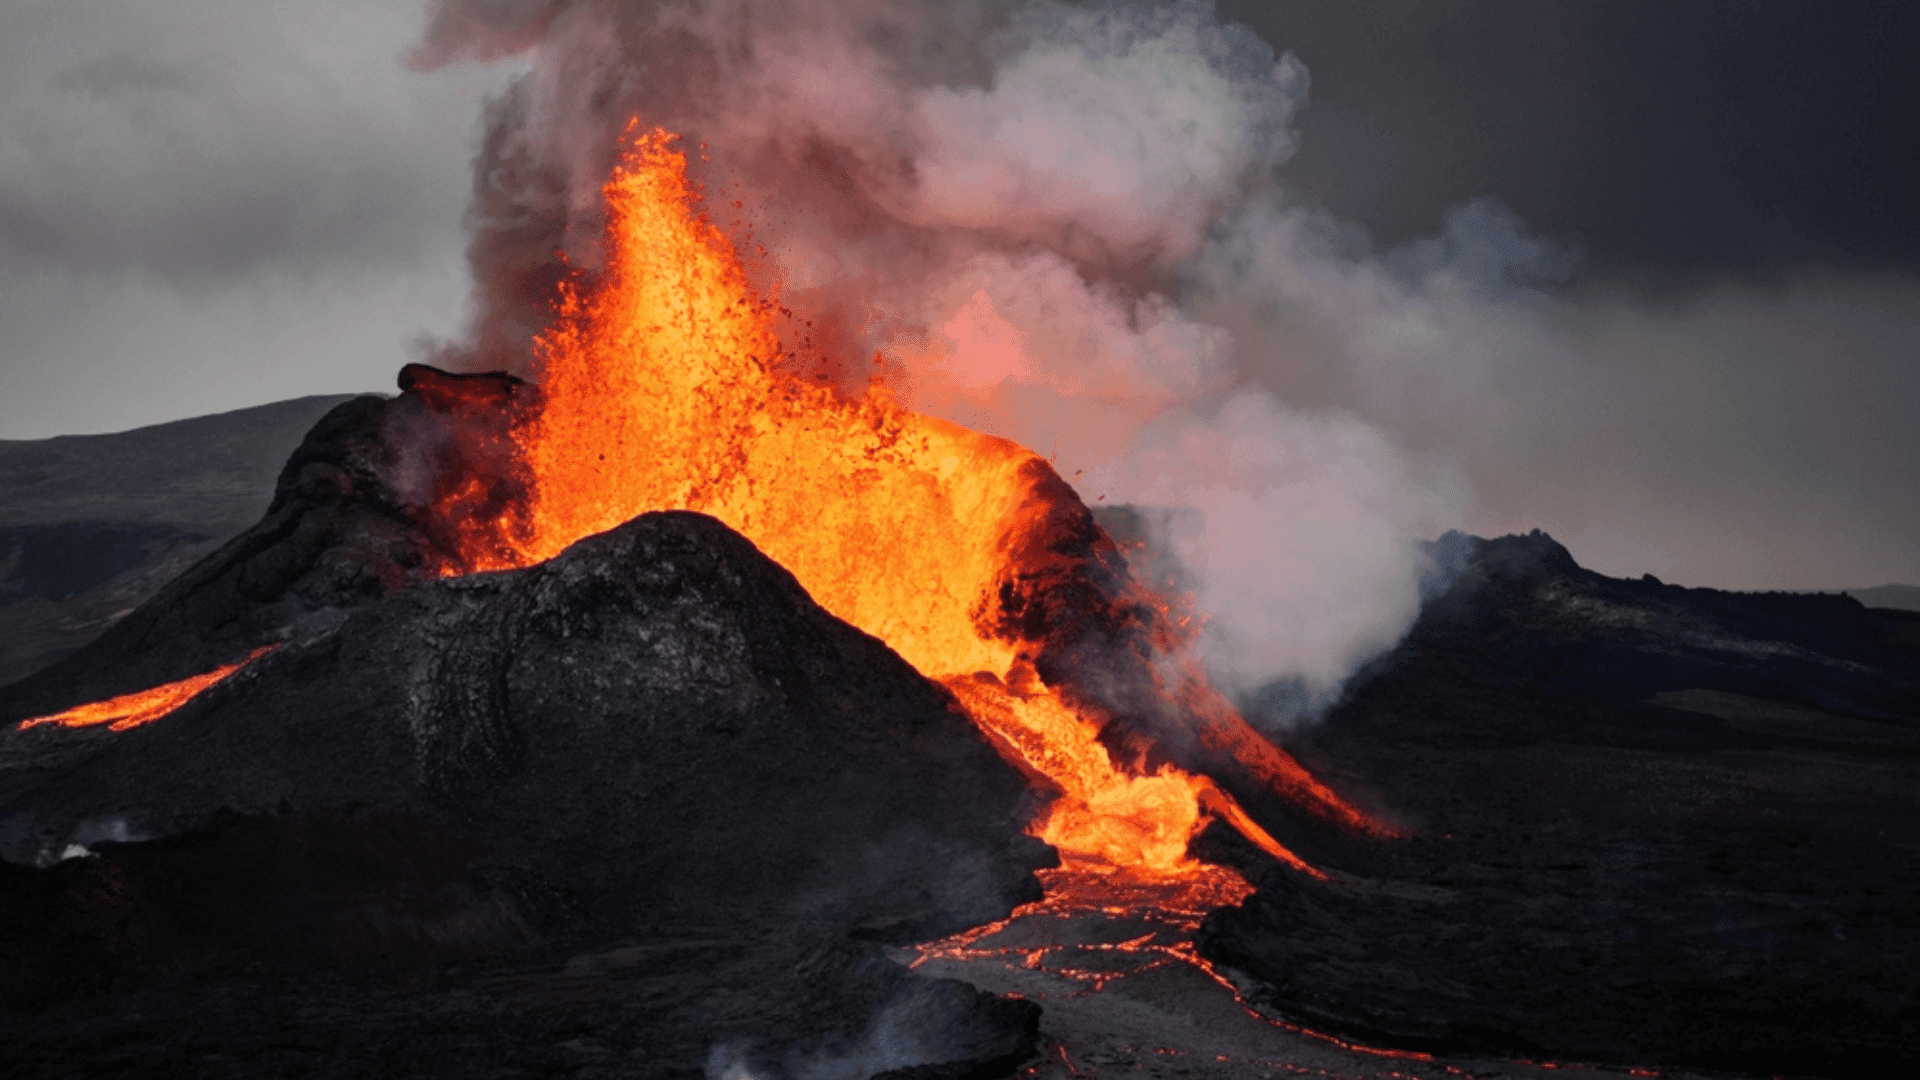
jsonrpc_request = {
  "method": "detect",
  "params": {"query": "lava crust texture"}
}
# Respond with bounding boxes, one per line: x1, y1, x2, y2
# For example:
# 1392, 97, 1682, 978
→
1, 509, 1051, 1077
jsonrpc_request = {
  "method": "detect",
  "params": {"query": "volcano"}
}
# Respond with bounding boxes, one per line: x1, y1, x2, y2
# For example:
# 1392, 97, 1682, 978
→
0, 128, 1391, 1078
5, 123, 1918, 1079
5, 396, 1919, 1076
1, 493, 1054, 1075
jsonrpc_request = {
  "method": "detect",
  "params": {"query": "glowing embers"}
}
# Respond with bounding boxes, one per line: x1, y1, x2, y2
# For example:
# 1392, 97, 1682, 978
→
17, 647, 274, 733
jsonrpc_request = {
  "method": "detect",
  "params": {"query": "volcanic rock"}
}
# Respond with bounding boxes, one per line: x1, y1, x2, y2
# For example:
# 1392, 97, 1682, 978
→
0, 369, 530, 724
0, 394, 354, 686
1, 396, 428, 721
1, 372, 1341, 854
0, 510, 1051, 1077
1201, 529, 1920, 1075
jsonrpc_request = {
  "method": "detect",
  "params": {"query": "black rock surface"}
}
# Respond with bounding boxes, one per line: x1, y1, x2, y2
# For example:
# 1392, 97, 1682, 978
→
0, 395, 355, 686
0, 510, 1051, 1077
0, 394, 439, 721
1201, 530, 1920, 1075
0, 369, 536, 724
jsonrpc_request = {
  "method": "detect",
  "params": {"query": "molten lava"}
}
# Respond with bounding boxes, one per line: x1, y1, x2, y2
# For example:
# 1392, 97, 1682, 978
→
17, 647, 274, 733
438, 125, 1388, 879
908, 856, 1445, 1069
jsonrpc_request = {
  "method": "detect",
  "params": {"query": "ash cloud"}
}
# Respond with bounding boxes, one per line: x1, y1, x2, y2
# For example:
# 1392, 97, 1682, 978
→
413, 0, 1920, 723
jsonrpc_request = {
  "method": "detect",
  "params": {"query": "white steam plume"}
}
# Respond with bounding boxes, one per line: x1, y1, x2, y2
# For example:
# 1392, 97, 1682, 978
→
408, 0, 1910, 725
406, 0, 1485, 725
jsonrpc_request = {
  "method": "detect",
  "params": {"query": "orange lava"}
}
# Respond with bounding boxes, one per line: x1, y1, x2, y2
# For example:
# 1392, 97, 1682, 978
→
17, 647, 275, 733
911, 856, 1443, 1066
440, 125, 1385, 879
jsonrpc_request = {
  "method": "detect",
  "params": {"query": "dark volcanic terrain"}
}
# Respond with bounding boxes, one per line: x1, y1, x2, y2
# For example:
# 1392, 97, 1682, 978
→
1202, 532, 1920, 1076
0, 508, 1050, 1079
1, 391, 1052, 1078
3, 392, 1917, 1079
0, 396, 355, 686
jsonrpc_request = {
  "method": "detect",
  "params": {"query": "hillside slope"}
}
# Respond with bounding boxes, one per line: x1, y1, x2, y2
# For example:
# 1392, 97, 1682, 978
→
0, 395, 360, 685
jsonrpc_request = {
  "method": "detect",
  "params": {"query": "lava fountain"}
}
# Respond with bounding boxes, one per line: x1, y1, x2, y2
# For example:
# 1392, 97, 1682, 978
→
432, 125, 1392, 884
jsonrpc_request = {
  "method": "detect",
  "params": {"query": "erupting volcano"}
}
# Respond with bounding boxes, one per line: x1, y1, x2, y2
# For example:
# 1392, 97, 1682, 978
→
8, 0, 1918, 1071
423, 125, 1389, 883
0, 133, 1398, 1078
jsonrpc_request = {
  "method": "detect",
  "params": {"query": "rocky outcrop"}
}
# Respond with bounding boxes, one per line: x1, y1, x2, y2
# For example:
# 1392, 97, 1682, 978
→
1391, 529, 1920, 717
0, 368, 531, 724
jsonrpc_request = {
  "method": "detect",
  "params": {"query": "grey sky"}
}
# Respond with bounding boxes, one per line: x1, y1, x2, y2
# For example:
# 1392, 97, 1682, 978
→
0, 0, 517, 438
1221, 0, 1920, 285
0, 0, 1913, 594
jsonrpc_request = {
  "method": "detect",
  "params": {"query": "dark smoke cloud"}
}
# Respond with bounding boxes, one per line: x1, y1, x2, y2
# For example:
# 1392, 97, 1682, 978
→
410, 0, 576, 68
1219, 0, 1920, 286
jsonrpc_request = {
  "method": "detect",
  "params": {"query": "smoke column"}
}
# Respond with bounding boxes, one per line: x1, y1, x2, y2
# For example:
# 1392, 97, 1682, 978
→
407, 0, 1590, 725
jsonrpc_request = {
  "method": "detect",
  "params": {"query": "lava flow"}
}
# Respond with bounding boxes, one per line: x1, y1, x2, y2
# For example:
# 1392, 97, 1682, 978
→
908, 856, 1456, 1072
431, 125, 1389, 882
17, 647, 275, 733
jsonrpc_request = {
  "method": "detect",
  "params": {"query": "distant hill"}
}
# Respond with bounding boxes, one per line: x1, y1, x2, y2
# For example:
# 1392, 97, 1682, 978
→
1206, 528, 1920, 1074
0, 395, 361, 530
1845, 584, 1920, 612
0, 395, 362, 686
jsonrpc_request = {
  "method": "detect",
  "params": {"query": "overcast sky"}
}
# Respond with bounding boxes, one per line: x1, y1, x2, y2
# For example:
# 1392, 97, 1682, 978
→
0, 0, 518, 439
1, 0, 1915, 591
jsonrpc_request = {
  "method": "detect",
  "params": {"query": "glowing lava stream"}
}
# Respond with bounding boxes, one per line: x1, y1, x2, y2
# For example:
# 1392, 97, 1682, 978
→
436, 125, 1387, 882
908, 858, 1453, 1070
17, 647, 275, 733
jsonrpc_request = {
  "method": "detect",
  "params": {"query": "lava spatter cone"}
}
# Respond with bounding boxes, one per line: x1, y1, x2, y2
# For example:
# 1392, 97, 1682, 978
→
2, 511, 1051, 942
425, 125, 1391, 879
0, 120, 1409, 1080
4, 127, 1389, 886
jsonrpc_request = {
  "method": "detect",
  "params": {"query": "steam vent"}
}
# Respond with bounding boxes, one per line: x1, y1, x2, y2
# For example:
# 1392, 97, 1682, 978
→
4, 123, 1917, 1079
